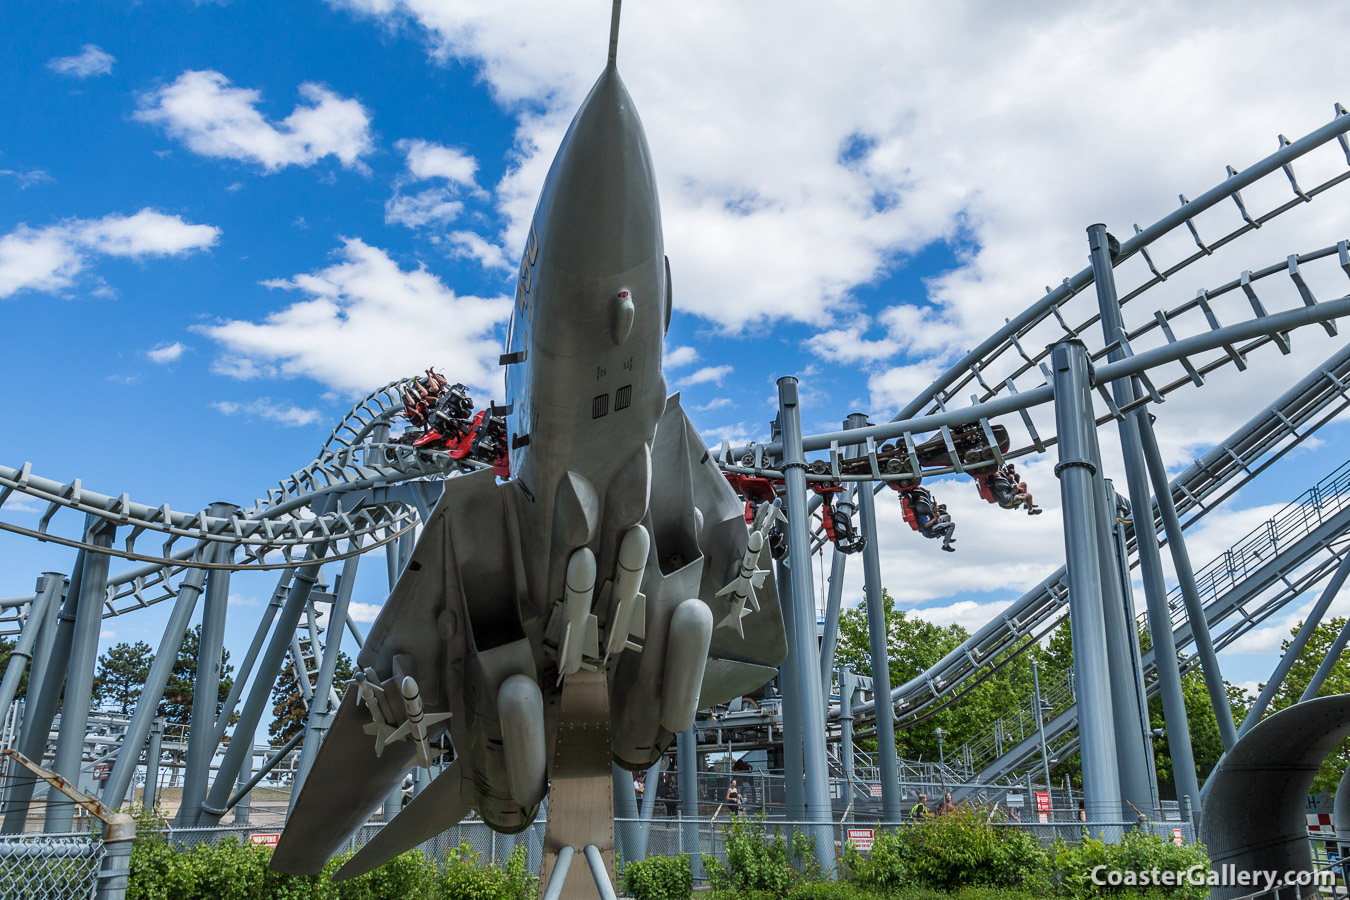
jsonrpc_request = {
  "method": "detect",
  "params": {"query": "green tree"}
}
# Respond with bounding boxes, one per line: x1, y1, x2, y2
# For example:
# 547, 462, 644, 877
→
159, 624, 234, 727
1256, 615, 1350, 792
834, 589, 1036, 762
269, 650, 354, 745
92, 641, 153, 714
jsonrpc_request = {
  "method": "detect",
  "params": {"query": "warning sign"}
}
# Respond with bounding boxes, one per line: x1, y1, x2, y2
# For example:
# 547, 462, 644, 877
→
847, 828, 874, 851
249, 833, 280, 848
1171, 829, 1184, 847
92, 764, 111, 780
869, 784, 883, 797
1034, 791, 1050, 812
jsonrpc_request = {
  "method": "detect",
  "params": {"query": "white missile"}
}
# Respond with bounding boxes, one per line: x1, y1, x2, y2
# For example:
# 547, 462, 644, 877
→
715, 530, 769, 637
604, 525, 650, 660
557, 546, 598, 681
384, 675, 453, 769
660, 599, 713, 734
357, 668, 397, 755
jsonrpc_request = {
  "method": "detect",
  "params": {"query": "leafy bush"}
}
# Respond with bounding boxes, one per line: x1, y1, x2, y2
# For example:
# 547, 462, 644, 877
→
124, 808, 537, 900
702, 816, 803, 896
848, 809, 1048, 892
1052, 830, 1209, 900
624, 853, 693, 900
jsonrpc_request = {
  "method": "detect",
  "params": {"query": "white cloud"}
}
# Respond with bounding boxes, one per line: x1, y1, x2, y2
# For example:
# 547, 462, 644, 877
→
664, 345, 699, 369
679, 364, 732, 387
447, 230, 512, 270
385, 188, 463, 227
695, 397, 734, 412
200, 238, 511, 397
399, 138, 480, 188
0, 169, 53, 189
48, 45, 114, 78
135, 70, 374, 172
0, 209, 219, 299
213, 397, 326, 427
349, 601, 383, 623
805, 316, 902, 364
146, 341, 187, 363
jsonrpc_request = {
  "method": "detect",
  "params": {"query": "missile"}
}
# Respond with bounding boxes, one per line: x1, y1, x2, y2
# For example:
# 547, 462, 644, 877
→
384, 675, 453, 769
604, 525, 650, 660
660, 598, 713, 734
557, 547, 598, 681
715, 530, 768, 637
498, 674, 547, 807
356, 668, 397, 755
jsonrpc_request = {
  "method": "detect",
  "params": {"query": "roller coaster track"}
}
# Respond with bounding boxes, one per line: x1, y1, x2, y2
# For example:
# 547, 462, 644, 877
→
954, 453, 1350, 783
0, 376, 480, 630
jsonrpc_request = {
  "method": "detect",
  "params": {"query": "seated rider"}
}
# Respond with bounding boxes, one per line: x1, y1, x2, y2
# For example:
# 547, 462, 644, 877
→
921, 503, 956, 552
997, 463, 1042, 516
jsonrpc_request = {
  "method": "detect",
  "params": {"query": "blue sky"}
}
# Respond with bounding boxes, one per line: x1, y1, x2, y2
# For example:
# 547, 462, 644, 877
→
4, 1, 1350, 711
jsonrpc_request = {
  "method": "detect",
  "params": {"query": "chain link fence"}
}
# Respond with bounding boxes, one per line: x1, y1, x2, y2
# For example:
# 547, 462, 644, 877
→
0, 833, 104, 900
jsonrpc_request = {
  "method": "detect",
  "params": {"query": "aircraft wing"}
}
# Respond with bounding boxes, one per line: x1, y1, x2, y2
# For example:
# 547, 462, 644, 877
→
273, 471, 500, 874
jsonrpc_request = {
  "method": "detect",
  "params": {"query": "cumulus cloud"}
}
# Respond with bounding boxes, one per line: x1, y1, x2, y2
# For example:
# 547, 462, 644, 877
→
135, 71, 374, 172
146, 341, 187, 363
385, 139, 490, 235
213, 397, 326, 427
48, 45, 114, 78
399, 138, 480, 188
447, 230, 512, 270
199, 237, 511, 397
664, 345, 699, 369
0, 209, 219, 299
679, 364, 733, 387
349, 601, 383, 623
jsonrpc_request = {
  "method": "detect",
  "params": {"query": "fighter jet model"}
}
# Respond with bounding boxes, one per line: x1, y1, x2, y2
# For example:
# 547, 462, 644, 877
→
271, 5, 787, 895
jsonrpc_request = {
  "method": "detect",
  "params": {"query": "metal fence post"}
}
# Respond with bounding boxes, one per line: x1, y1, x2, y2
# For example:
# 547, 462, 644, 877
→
94, 813, 136, 900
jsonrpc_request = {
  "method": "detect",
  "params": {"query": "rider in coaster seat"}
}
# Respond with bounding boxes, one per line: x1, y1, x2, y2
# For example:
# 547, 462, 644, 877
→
993, 463, 1042, 515
923, 503, 957, 552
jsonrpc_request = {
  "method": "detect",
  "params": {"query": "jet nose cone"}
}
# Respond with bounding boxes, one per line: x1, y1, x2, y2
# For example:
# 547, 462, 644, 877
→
538, 67, 662, 277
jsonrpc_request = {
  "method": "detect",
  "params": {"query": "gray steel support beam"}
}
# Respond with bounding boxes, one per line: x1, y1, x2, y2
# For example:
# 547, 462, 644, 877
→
818, 544, 847, 698
677, 727, 700, 878
1242, 549, 1350, 733
612, 763, 637, 862
144, 718, 163, 809
1301, 605, 1350, 702
847, 413, 902, 821
1112, 506, 1161, 810
233, 746, 253, 824
46, 516, 115, 832
776, 557, 804, 817
3, 554, 81, 833
178, 502, 238, 826
212, 568, 294, 747
633, 759, 660, 861
291, 553, 359, 803
102, 562, 209, 810
22, 571, 65, 723
1030, 658, 1053, 789
0, 573, 61, 729
777, 377, 835, 875
198, 541, 330, 826
1050, 340, 1122, 822
1138, 416, 1239, 750
1090, 221, 1187, 815
839, 669, 855, 807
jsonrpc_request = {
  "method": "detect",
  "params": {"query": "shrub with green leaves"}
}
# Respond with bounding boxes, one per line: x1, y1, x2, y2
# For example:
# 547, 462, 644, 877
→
702, 816, 803, 896
623, 852, 693, 900
1052, 830, 1209, 900
848, 808, 1048, 893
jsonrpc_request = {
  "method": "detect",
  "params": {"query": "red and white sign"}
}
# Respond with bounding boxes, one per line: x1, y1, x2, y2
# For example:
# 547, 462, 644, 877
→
846, 828, 874, 852
868, 784, 883, 797
92, 764, 111, 780
249, 833, 280, 848
1034, 791, 1051, 812
1307, 813, 1335, 835
1172, 829, 1184, 846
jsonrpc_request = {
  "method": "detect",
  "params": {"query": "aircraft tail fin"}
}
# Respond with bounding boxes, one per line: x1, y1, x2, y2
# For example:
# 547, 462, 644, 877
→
334, 761, 470, 882
608, 0, 622, 67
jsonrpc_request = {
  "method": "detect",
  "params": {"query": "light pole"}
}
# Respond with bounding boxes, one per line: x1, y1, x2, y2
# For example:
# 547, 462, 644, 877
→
934, 727, 946, 767
1031, 658, 1053, 791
